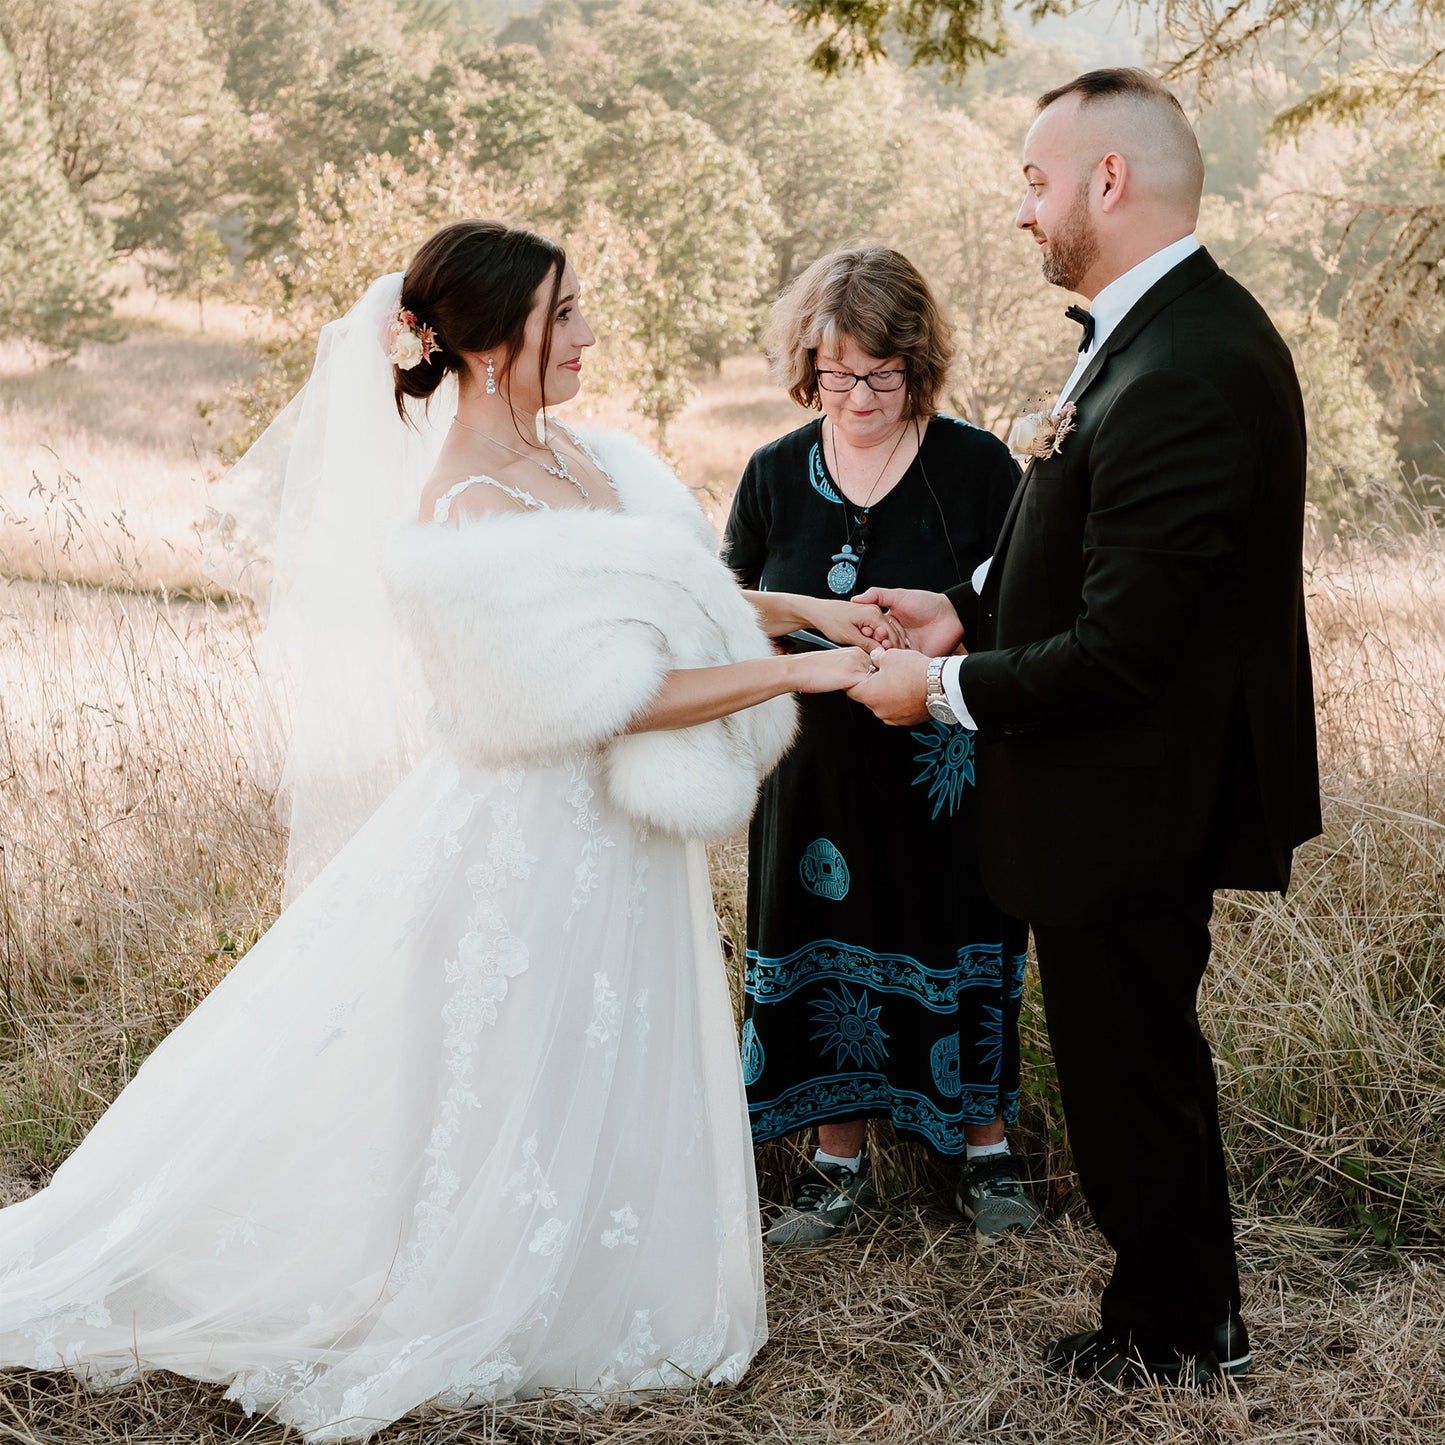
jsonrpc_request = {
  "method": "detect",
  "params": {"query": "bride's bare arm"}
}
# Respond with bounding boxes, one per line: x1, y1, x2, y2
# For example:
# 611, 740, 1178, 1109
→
742, 590, 907, 649
627, 648, 875, 734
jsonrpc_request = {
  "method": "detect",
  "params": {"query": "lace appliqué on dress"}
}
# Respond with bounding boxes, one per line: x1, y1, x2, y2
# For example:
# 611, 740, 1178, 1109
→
395, 800, 534, 1288
504, 1134, 558, 1212
584, 972, 623, 1051
564, 758, 615, 926
600, 1203, 639, 1249
625, 852, 650, 921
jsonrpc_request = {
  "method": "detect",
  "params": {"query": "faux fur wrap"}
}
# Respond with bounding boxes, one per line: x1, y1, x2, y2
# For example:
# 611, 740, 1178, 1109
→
384, 427, 798, 839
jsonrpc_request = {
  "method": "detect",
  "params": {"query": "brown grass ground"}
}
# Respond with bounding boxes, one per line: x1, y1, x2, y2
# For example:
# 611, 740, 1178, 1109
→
0, 295, 1442, 1442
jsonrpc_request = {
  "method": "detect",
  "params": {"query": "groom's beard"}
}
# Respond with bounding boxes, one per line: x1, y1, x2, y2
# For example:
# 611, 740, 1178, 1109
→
1040, 182, 1099, 292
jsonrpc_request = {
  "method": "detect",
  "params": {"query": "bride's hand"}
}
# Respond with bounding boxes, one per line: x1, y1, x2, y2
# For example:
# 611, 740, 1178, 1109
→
791, 646, 878, 694
804, 597, 909, 651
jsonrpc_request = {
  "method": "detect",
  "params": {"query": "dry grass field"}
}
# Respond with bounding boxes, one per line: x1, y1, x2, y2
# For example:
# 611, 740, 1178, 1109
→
0, 287, 1442, 1443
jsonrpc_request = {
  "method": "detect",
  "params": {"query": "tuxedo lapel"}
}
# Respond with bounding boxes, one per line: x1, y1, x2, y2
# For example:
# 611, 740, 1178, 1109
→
984, 458, 1033, 601
1065, 248, 1220, 413
981, 250, 1220, 621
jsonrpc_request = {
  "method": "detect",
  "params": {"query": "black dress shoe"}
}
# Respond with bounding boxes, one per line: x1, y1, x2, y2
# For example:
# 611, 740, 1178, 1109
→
1042, 1330, 1148, 1393
1042, 1327, 1239, 1393
1212, 1312, 1252, 1378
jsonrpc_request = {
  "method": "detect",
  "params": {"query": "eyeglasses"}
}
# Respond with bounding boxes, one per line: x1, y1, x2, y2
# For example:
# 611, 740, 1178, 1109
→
815, 367, 906, 393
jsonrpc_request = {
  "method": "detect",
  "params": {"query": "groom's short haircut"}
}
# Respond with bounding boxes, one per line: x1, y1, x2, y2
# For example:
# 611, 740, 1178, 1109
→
1037, 68, 1205, 206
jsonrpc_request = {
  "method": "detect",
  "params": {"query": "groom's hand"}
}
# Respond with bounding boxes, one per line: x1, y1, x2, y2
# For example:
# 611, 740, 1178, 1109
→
852, 586, 964, 656
847, 648, 931, 726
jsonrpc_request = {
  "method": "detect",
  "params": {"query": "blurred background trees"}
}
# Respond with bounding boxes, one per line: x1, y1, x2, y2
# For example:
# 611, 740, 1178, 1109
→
0, 37, 120, 356
0, 0, 1439, 515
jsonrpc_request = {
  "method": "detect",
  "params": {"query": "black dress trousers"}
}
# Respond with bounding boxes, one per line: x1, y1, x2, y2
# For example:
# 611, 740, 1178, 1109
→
1031, 887, 1241, 1357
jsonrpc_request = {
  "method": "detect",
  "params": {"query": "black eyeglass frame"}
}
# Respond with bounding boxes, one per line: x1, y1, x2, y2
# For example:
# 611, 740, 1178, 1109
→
814, 366, 907, 394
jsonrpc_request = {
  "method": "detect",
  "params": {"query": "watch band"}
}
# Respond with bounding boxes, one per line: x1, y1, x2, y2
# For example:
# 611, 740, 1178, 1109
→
925, 656, 957, 724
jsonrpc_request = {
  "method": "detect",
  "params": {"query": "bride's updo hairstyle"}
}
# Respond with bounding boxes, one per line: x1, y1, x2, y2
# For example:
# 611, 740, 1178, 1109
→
393, 219, 567, 421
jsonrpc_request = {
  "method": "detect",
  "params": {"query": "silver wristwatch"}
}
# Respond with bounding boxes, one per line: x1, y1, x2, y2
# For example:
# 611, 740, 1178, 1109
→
925, 656, 958, 725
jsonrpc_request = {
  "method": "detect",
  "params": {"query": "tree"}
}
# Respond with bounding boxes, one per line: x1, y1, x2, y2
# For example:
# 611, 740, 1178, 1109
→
459, 44, 605, 183
778, 0, 1022, 77
0, 38, 120, 356
149, 219, 235, 331
882, 97, 1066, 435
236, 46, 473, 256
536, 0, 905, 289
1289, 313, 1401, 520
587, 100, 778, 443
0, 0, 245, 248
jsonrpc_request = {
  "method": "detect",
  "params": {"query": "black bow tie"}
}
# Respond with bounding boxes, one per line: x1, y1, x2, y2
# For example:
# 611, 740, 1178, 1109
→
1065, 304, 1095, 353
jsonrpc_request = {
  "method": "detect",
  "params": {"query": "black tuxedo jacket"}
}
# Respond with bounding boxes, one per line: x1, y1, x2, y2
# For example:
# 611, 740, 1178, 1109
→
947, 248, 1321, 929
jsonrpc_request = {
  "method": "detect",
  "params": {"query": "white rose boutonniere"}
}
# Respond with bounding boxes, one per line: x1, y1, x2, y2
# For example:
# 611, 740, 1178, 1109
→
1007, 399, 1077, 462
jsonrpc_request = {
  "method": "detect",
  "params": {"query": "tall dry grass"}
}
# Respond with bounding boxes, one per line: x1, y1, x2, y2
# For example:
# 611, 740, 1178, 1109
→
0, 309, 1442, 1441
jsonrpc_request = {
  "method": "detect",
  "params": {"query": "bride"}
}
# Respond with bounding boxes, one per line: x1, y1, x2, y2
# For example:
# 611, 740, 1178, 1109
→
0, 220, 888, 1440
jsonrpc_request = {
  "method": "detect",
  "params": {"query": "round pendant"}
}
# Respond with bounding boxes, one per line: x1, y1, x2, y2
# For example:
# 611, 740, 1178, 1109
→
827, 545, 858, 596
826, 543, 855, 595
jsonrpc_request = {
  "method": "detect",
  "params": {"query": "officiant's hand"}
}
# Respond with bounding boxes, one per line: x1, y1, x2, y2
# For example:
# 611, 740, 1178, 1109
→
805, 597, 909, 651
846, 648, 931, 725
851, 587, 962, 656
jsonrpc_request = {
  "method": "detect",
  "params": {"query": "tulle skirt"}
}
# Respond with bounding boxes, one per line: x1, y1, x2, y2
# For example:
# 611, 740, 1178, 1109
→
0, 748, 765, 1440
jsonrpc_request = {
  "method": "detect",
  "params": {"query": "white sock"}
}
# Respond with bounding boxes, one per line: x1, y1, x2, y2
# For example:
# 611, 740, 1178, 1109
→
814, 1147, 863, 1172
965, 1139, 1010, 1161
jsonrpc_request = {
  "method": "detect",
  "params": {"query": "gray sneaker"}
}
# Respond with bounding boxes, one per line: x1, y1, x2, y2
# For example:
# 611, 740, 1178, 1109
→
955, 1153, 1040, 1244
765, 1157, 879, 1246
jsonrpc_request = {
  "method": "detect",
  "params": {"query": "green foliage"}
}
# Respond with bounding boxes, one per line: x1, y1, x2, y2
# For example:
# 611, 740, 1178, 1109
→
460, 45, 605, 180
147, 220, 235, 331
197, 0, 336, 111
1289, 313, 1402, 519
778, 0, 1078, 77
0, 0, 246, 249
0, 38, 120, 356
881, 96, 1063, 432
542, 0, 905, 290
588, 100, 777, 440
237, 47, 474, 256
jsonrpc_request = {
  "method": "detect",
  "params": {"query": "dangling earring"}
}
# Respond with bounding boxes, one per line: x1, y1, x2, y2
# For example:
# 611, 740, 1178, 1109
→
485, 357, 496, 395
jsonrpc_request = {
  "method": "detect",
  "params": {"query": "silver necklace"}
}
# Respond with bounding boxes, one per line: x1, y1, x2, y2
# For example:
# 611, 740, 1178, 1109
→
822, 418, 910, 596
452, 416, 588, 498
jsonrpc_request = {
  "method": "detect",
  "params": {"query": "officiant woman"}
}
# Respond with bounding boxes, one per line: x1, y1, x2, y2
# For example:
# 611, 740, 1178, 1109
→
723, 244, 1036, 1247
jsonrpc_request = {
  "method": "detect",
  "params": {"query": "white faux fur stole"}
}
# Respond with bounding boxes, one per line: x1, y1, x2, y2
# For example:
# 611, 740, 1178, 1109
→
384, 427, 797, 839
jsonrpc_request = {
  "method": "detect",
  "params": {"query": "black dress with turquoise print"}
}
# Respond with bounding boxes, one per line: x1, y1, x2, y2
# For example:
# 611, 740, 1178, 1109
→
723, 415, 1027, 1154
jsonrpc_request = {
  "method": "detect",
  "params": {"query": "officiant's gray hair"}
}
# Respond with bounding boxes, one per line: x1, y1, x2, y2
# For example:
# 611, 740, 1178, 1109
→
768, 244, 955, 419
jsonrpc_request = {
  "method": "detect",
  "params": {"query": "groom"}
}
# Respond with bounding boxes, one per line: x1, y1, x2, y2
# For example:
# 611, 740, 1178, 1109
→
850, 68, 1320, 1385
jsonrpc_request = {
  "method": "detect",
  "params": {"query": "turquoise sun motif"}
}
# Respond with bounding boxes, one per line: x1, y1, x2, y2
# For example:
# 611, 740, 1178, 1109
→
977, 1004, 1004, 1079
808, 983, 889, 1069
910, 721, 977, 820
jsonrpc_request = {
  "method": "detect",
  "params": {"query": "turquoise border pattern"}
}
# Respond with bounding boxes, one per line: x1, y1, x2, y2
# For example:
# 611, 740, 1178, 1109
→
807, 441, 843, 503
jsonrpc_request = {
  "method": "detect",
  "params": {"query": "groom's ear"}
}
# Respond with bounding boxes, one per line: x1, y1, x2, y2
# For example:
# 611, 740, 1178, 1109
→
1097, 152, 1128, 212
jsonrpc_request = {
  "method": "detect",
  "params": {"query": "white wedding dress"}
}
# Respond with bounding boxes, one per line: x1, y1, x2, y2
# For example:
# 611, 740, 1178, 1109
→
0, 438, 778, 1438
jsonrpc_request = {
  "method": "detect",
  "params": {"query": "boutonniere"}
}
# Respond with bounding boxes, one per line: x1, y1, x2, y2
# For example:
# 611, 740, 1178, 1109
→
1007, 397, 1076, 462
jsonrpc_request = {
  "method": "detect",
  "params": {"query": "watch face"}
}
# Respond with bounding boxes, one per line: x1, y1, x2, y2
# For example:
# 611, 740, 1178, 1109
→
927, 696, 955, 724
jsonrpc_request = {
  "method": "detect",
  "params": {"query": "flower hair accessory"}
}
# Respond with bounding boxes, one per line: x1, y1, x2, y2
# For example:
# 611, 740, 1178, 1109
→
1007, 395, 1076, 462
384, 306, 438, 370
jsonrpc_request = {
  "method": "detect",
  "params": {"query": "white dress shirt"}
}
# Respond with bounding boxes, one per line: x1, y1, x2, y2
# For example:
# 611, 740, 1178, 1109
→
939, 233, 1201, 730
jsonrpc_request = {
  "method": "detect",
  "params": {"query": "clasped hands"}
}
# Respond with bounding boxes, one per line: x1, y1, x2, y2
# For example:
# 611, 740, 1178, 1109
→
799, 588, 965, 726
